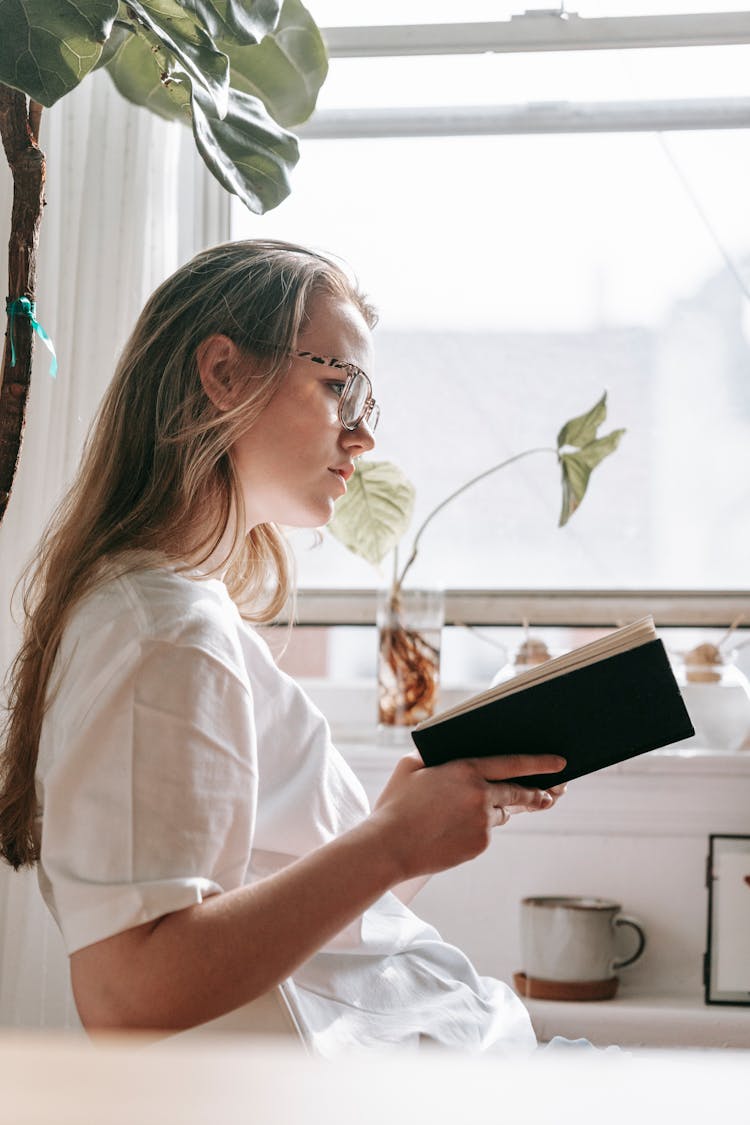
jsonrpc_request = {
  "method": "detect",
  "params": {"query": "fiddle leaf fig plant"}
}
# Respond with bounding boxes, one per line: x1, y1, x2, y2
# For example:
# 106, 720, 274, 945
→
328, 392, 625, 597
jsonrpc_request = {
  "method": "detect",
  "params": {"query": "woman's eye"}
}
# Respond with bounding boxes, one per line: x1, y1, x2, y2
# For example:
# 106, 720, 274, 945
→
327, 381, 346, 398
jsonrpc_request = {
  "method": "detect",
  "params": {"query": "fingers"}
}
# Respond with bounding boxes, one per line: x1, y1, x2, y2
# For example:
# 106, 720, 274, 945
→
489, 782, 554, 812
492, 805, 510, 832
501, 780, 570, 820
469, 753, 567, 782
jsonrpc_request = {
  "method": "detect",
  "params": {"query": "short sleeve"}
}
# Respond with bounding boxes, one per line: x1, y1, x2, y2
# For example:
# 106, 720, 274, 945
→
38, 636, 258, 954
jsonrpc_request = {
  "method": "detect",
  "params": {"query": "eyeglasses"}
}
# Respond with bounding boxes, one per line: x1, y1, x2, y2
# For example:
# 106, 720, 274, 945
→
293, 350, 380, 433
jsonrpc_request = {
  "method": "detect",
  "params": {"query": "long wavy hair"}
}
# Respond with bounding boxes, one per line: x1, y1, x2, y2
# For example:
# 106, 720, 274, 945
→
0, 238, 377, 869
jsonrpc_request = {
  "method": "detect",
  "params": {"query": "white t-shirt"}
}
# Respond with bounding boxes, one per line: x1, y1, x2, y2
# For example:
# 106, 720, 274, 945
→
35, 565, 536, 1056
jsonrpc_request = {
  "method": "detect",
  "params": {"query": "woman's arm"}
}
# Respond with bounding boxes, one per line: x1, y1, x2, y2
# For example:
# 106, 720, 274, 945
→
70, 751, 564, 1033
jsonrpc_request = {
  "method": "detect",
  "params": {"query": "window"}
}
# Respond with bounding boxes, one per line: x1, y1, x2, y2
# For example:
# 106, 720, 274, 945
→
233, 5, 750, 627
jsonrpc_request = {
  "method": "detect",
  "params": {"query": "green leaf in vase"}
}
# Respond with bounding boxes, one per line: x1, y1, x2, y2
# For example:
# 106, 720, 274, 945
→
557, 391, 608, 451
328, 460, 416, 567
557, 392, 626, 526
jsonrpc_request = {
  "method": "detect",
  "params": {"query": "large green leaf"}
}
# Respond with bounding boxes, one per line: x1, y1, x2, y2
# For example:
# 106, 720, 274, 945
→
191, 82, 298, 211
328, 461, 416, 568
0, 0, 118, 106
219, 0, 327, 127
126, 0, 229, 116
182, 0, 281, 46
103, 21, 191, 122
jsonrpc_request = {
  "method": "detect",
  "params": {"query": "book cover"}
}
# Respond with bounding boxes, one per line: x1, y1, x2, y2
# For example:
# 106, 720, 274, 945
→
411, 637, 695, 787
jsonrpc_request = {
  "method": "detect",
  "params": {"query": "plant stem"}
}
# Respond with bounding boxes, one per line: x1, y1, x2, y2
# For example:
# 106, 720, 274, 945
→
0, 84, 46, 525
27, 100, 42, 145
394, 447, 557, 593
717, 613, 746, 652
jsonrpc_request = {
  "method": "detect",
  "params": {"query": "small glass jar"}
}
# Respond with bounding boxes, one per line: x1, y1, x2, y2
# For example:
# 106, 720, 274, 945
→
491, 637, 566, 688
670, 649, 750, 752
376, 587, 444, 743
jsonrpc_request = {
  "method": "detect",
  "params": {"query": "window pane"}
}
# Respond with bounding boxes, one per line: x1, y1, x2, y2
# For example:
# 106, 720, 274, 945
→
311, 1, 528, 25
318, 46, 750, 109
233, 129, 750, 590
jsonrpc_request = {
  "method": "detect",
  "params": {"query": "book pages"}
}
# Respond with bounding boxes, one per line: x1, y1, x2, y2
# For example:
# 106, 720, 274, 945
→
414, 616, 657, 731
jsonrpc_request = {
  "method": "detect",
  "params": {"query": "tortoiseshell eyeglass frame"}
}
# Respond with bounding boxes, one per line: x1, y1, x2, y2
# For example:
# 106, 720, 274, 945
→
293, 349, 380, 433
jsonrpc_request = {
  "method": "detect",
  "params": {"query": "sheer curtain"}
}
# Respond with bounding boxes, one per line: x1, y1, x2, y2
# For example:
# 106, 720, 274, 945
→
0, 69, 230, 1027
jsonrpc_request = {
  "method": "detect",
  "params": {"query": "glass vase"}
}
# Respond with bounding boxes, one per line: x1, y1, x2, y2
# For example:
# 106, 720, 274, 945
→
376, 587, 444, 741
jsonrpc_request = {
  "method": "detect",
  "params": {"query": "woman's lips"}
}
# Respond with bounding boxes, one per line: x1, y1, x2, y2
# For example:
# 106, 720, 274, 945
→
329, 465, 354, 481
329, 468, 348, 491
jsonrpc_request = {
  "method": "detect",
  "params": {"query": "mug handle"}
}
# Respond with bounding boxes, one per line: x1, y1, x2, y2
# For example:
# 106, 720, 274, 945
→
612, 915, 646, 970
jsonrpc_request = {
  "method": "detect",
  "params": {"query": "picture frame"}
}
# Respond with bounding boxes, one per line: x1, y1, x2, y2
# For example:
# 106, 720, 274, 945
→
705, 834, 750, 1006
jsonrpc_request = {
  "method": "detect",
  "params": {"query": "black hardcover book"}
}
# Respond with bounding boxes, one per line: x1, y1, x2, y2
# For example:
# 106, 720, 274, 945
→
410, 617, 695, 787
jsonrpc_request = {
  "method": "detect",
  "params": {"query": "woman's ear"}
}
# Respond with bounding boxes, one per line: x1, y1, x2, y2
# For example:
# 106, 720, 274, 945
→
196, 334, 246, 411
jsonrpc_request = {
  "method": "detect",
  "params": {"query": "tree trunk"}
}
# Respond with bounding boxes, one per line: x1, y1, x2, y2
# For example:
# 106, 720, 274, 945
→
0, 84, 46, 525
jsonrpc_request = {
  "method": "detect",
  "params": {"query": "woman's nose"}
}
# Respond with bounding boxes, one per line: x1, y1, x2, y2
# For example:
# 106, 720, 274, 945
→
342, 419, 376, 453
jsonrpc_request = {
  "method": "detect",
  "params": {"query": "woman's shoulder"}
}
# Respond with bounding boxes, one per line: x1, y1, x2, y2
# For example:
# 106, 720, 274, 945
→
40, 561, 254, 762
66, 558, 243, 662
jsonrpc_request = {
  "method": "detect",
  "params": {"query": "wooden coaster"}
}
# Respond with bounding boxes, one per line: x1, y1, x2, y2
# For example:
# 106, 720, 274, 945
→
513, 972, 619, 1002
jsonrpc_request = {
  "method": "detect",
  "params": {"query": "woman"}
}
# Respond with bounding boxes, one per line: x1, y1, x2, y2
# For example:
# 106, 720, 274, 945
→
0, 240, 565, 1055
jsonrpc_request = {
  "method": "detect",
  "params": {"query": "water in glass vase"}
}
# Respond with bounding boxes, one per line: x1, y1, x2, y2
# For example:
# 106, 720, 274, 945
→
377, 588, 444, 743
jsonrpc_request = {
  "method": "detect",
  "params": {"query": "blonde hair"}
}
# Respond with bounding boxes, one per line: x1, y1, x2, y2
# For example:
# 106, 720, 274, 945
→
0, 238, 377, 869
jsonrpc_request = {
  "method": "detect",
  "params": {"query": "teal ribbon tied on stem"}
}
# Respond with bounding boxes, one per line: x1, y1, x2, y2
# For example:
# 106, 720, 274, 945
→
5, 296, 57, 377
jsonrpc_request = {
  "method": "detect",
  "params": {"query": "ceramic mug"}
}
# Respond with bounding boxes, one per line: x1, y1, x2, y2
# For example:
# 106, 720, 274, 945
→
520, 895, 646, 983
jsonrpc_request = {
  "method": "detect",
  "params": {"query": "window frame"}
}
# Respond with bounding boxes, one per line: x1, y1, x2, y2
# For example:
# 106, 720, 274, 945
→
289, 589, 747, 628
282, 10, 750, 628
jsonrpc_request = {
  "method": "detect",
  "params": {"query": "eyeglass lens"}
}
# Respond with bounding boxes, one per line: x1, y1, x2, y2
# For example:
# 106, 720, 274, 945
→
340, 371, 379, 431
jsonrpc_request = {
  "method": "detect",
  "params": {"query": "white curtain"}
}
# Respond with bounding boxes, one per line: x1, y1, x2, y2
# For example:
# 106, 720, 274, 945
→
0, 69, 231, 1027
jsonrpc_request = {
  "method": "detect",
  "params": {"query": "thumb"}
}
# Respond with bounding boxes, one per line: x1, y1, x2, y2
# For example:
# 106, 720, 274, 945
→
392, 752, 425, 777
376, 752, 425, 809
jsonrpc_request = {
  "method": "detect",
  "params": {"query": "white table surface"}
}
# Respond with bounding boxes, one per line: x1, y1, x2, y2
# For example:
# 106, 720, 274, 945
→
0, 1032, 748, 1125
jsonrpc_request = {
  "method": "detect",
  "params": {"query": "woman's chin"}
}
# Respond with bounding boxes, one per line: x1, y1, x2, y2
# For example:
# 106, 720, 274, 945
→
284, 500, 336, 530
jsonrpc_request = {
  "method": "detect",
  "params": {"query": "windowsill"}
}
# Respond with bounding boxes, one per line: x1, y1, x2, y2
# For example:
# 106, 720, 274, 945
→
524, 992, 750, 1049
298, 673, 750, 839
303, 676, 750, 762
302, 673, 750, 777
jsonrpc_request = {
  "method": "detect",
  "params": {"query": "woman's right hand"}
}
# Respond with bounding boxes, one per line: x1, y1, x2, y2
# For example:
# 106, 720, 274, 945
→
370, 752, 566, 881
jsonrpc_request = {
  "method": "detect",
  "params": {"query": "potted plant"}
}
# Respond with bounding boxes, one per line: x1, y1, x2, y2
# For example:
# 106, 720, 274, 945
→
328, 392, 625, 730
